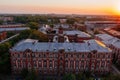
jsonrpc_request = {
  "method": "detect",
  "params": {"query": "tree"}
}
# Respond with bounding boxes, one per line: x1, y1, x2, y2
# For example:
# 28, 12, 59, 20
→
113, 75, 120, 80
84, 70, 91, 79
0, 52, 11, 74
14, 16, 27, 23
63, 73, 76, 80
20, 68, 29, 79
26, 22, 39, 30
39, 16, 48, 24
0, 42, 11, 74
76, 73, 83, 80
19, 30, 31, 39
7, 32, 15, 38
0, 20, 3, 25
66, 18, 75, 25
30, 30, 48, 42
50, 24, 54, 28
25, 69, 37, 80
94, 30, 99, 34
105, 74, 120, 80
0, 42, 11, 54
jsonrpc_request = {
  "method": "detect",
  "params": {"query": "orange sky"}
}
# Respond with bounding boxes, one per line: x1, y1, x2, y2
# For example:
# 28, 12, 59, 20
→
0, 0, 119, 15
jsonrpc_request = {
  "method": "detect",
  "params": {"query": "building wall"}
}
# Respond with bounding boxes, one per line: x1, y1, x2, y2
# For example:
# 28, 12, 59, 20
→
10, 49, 112, 75
48, 34, 91, 43
0, 32, 7, 41
95, 36, 120, 64
0, 24, 24, 28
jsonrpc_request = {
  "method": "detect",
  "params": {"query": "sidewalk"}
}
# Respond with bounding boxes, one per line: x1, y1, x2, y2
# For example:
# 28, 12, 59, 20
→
112, 65, 120, 75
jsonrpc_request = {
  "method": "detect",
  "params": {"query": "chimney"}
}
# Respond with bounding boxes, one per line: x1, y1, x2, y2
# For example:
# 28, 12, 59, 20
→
64, 36, 69, 43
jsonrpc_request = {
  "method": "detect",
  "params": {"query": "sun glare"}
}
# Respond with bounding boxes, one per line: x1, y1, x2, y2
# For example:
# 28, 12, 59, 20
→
114, 1, 120, 15
116, 5, 120, 13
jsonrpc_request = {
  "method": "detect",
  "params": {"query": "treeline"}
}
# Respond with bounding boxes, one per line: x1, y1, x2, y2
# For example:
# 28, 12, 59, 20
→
19, 69, 120, 80
13, 15, 60, 24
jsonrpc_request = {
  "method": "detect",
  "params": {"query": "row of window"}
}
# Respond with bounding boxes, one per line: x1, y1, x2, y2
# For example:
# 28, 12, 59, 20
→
12, 53, 111, 59
14, 60, 110, 69
14, 62, 109, 70
15, 59, 110, 64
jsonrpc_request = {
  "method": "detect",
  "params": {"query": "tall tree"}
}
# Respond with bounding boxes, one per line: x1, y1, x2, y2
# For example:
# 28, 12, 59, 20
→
30, 30, 48, 42
0, 20, 3, 25
26, 22, 39, 30
20, 68, 29, 79
63, 73, 76, 80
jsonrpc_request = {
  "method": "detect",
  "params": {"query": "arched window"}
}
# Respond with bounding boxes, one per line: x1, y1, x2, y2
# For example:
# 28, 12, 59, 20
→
23, 53, 26, 57
18, 54, 20, 58
70, 60, 74, 68
44, 54, 46, 58
32, 53, 35, 57
33, 60, 37, 68
65, 54, 68, 58
82, 54, 84, 58
38, 60, 42, 67
44, 60, 47, 68
76, 60, 79, 69
65, 60, 68, 68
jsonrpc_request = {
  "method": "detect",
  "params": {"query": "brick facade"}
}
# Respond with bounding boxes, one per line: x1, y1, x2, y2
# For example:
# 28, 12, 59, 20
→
10, 39, 112, 75
0, 32, 7, 41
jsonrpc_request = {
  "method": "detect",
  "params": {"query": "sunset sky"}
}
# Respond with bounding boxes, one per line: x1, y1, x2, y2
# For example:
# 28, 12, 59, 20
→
0, 0, 120, 15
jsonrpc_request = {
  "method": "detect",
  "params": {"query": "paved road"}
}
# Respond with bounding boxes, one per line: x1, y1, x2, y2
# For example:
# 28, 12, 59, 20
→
0, 34, 19, 44
111, 65, 120, 75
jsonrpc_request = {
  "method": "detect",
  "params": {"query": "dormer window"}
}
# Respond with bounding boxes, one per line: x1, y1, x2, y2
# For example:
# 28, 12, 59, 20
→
18, 54, 20, 58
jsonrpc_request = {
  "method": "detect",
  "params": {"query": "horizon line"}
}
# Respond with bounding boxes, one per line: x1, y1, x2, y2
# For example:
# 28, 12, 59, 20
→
0, 13, 119, 16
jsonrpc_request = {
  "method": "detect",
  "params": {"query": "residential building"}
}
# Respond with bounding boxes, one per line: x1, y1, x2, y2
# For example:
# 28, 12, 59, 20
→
10, 39, 112, 75
0, 31, 7, 41
95, 34, 120, 63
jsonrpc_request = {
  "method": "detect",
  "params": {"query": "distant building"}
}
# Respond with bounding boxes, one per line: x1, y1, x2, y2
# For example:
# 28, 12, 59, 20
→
63, 30, 91, 42
39, 24, 91, 42
10, 39, 112, 75
85, 21, 120, 31
0, 16, 13, 21
0, 27, 30, 32
74, 22, 86, 31
59, 19, 67, 23
104, 28, 120, 39
0, 24, 25, 28
0, 23, 29, 32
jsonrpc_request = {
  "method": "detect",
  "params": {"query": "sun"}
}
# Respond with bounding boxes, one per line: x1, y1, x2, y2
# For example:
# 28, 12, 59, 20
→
114, 1, 120, 15
116, 5, 120, 13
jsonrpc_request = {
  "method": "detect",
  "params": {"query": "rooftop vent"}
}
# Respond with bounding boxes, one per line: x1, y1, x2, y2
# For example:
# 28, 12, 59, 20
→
68, 47, 71, 51
36, 49, 38, 52
87, 42, 90, 46
54, 48, 56, 51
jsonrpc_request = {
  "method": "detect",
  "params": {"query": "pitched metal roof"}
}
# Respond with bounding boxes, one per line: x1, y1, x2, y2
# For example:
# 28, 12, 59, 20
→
11, 39, 111, 53
0, 27, 30, 32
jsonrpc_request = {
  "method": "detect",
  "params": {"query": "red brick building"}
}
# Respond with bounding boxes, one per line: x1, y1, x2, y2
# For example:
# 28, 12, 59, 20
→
95, 34, 120, 64
0, 31, 7, 41
39, 25, 91, 43
0, 16, 13, 21
0, 24, 25, 28
10, 39, 112, 75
